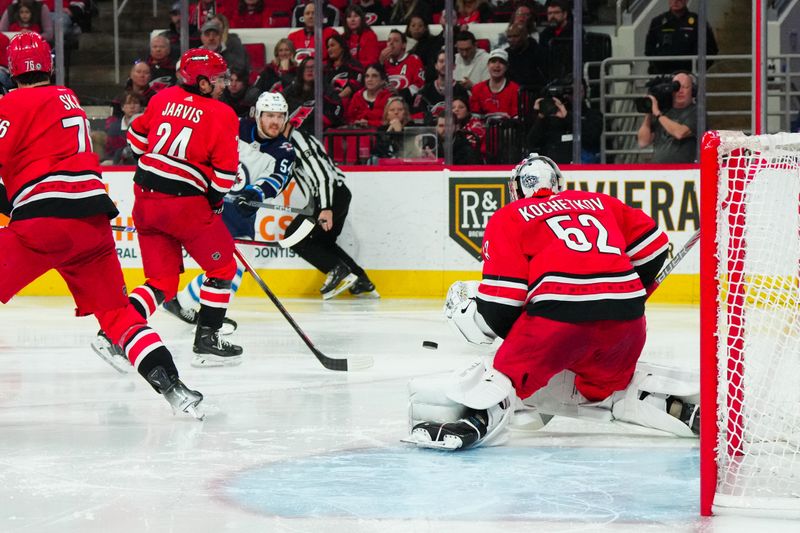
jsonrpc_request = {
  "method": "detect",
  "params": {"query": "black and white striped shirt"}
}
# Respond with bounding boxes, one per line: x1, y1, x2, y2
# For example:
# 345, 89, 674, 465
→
289, 130, 345, 211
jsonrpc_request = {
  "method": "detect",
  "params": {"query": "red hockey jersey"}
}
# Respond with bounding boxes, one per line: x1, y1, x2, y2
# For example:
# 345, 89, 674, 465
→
127, 85, 239, 204
288, 27, 340, 62
0, 85, 115, 221
469, 79, 520, 118
477, 189, 669, 334
384, 53, 425, 95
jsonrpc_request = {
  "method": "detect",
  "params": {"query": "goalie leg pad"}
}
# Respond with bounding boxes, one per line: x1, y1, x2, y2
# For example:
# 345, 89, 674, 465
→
610, 369, 700, 437
408, 374, 469, 431
446, 358, 513, 410
405, 359, 515, 450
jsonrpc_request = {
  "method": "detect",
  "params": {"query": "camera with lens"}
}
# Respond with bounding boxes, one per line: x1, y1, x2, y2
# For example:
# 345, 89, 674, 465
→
539, 79, 573, 117
635, 76, 681, 113
635, 75, 680, 114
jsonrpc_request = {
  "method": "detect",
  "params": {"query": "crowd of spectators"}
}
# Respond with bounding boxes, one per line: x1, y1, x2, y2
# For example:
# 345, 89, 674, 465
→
101, 0, 716, 165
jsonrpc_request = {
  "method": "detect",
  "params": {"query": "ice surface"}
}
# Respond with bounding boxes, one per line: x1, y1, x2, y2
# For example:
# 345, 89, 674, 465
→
0, 297, 796, 532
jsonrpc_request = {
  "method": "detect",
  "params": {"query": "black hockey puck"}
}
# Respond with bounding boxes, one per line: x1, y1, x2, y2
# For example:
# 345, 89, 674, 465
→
422, 340, 438, 350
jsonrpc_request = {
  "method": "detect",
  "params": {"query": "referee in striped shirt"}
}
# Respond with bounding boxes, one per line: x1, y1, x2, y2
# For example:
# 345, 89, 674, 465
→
284, 128, 379, 299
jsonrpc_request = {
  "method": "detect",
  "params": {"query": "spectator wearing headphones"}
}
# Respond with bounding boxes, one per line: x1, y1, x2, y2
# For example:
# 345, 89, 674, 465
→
637, 71, 699, 163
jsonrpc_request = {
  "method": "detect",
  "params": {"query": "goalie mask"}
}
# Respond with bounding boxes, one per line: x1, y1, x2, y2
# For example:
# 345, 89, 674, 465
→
508, 153, 565, 201
253, 91, 288, 138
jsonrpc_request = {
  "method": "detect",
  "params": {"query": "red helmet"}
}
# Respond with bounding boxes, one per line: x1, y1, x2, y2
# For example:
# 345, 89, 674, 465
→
178, 48, 228, 85
7, 31, 52, 78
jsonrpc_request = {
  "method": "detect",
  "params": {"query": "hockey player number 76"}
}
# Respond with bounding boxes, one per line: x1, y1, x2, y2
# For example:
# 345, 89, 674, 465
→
545, 214, 622, 255
61, 116, 93, 153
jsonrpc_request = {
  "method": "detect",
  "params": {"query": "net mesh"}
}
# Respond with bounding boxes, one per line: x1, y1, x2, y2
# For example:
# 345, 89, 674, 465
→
714, 132, 800, 510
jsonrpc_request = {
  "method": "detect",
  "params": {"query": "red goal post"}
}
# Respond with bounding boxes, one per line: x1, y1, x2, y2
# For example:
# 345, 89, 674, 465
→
700, 130, 800, 517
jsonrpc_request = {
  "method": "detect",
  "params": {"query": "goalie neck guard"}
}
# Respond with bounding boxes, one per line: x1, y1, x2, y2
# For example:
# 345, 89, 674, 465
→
508, 153, 566, 201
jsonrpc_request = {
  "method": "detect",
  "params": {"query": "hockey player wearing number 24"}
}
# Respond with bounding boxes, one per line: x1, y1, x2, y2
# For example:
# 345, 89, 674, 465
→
0, 33, 204, 419
109, 48, 243, 369
164, 91, 297, 326
406, 154, 700, 450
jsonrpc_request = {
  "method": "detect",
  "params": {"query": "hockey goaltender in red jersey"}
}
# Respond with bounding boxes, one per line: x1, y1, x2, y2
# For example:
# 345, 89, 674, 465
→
123, 48, 243, 368
406, 154, 700, 450
0, 32, 204, 419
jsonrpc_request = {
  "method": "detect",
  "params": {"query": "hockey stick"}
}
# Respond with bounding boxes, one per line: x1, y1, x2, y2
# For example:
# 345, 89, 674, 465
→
233, 246, 374, 371
245, 200, 315, 216
654, 228, 700, 286
110, 218, 315, 249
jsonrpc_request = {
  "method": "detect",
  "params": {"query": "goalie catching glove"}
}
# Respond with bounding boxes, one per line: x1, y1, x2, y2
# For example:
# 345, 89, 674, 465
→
444, 280, 497, 346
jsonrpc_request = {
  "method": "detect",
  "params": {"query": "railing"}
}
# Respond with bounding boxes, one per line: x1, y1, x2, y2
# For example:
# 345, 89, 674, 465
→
598, 54, 755, 163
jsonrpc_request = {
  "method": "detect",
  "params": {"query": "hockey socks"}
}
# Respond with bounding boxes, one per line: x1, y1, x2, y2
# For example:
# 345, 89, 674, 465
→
129, 283, 165, 319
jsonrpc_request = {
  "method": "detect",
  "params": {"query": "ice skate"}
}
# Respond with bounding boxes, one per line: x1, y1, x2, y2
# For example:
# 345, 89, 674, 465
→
90, 330, 132, 374
145, 366, 205, 420
348, 276, 380, 299
320, 263, 358, 300
192, 326, 243, 367
404, 410, 489, 451
163, 298, 197, 325
667, 397, 700, 435
167, 298, 238, 335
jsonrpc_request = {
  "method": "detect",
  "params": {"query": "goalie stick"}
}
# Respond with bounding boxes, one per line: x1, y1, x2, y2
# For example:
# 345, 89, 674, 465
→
110, 217, 315, 249
654, 228, 700, 286
233, 246, 374, 372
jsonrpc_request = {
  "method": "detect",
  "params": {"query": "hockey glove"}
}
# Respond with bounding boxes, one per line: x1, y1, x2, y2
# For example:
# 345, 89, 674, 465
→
234, 185, 264, 217
208, 192, 225, 215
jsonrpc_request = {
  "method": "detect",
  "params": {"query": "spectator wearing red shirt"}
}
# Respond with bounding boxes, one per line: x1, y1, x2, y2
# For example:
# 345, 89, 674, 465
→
229, 0, 267, 28
0, 0, 52, 42
469, 49, 519, 119
347, 63, 392, 128
342, 5, 379, 67
7, 0, 42, 33
287, 1, 338, 62
380, 29, 425, 104
189, 0, 218, 29
450, 0, 492, 30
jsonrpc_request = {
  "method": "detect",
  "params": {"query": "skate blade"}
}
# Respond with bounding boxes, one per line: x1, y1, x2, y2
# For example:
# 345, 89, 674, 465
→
172, 400, 205, 421
352, 289, 380, 299
90, 339, 132, 374
401, 431, 463, 450
191, 354, 243, 368
322, 274, 358, 300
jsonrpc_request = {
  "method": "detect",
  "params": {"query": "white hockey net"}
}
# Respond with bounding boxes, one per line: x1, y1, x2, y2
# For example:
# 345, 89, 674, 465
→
710, 131, 800, 515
